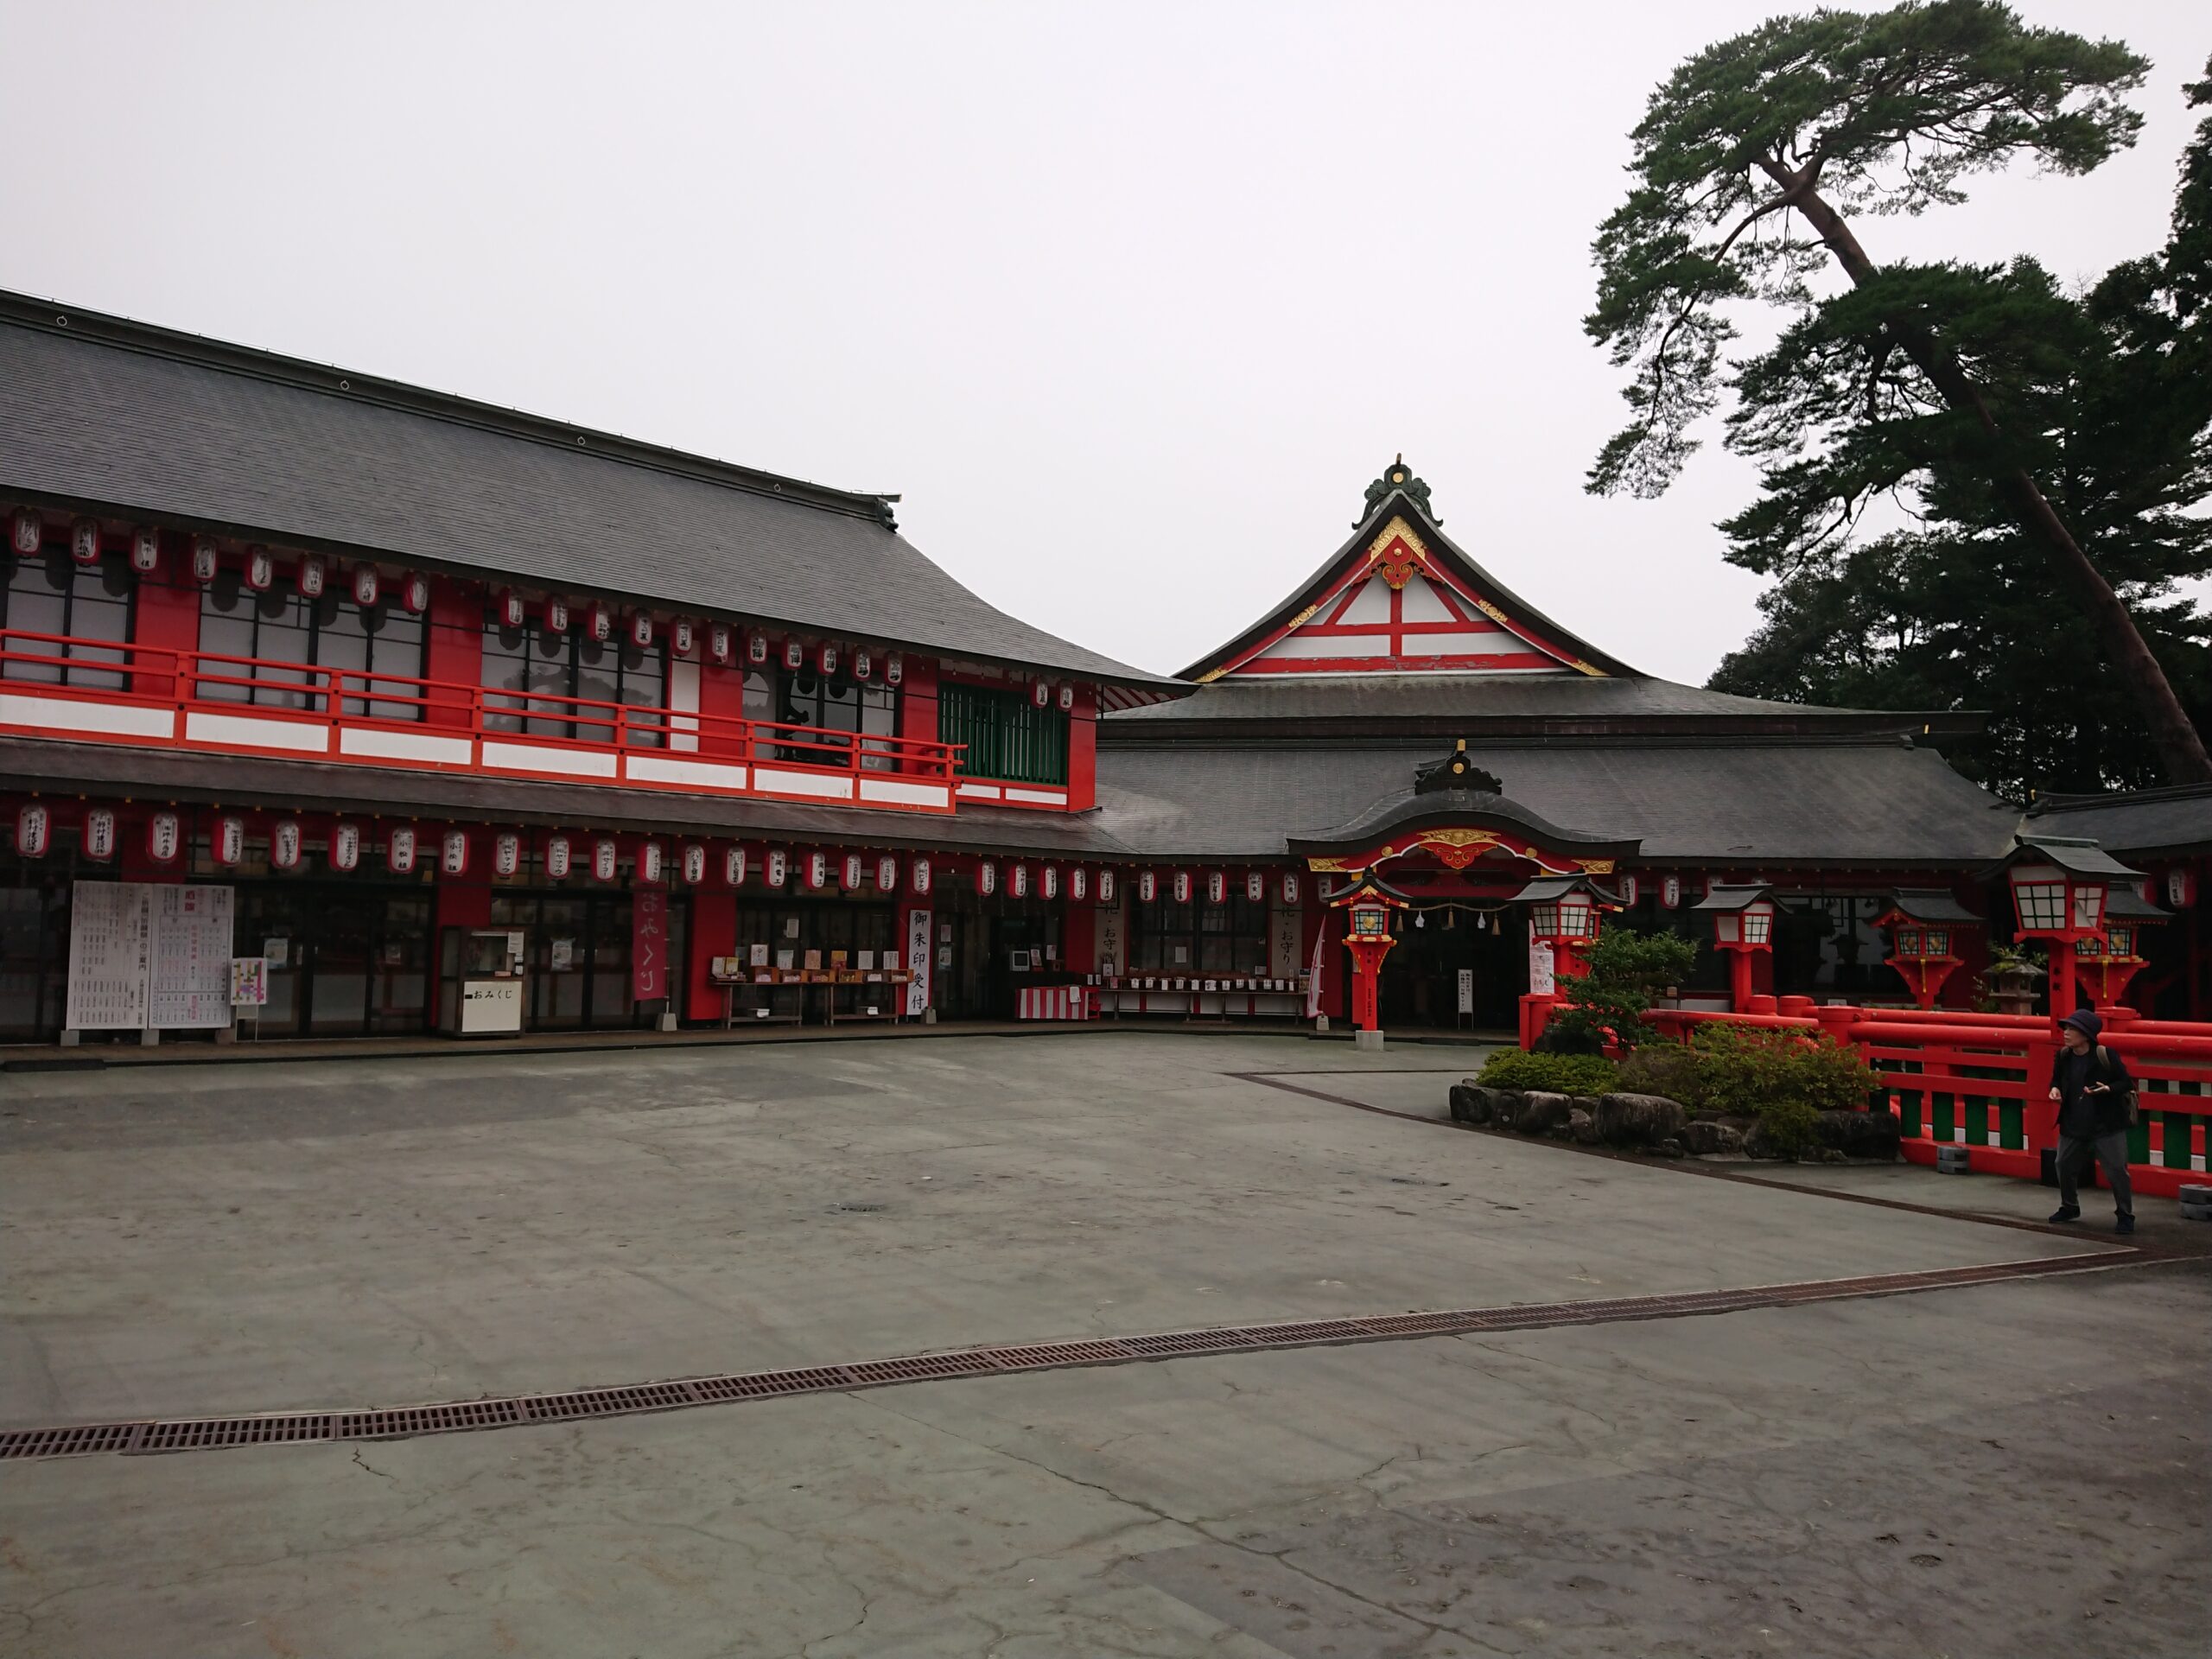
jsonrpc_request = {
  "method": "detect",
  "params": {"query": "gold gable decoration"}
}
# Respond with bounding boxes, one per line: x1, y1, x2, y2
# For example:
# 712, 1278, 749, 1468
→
1365, 516, 1429, 591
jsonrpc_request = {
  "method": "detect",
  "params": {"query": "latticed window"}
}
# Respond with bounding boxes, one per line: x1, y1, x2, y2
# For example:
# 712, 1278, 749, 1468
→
2013, 880, 2068, 931
938, 683, 1068, 785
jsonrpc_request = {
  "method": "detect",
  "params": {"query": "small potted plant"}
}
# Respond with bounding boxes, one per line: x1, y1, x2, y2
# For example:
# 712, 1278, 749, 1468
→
1980, 943, 2046, 1016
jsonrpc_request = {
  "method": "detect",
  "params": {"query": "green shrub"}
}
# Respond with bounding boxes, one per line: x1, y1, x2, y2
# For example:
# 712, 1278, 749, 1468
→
1681, 1024, 1876, 1159
1548, 927, 1700, 1054
1477, 1049, 1618, 1096
1613, 1040, 1702, 1103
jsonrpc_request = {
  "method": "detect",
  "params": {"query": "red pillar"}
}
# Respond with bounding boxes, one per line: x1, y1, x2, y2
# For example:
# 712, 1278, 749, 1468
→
132, 538, 200, 702
1728, 950, 1754, 1013
687, 890, 734, 1021
423, 579, 480, 730
897, 658, 940, 776
1065, 684, 1096, 810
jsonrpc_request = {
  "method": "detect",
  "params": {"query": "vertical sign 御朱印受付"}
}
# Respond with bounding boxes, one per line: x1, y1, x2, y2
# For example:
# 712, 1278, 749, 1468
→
632, 887, 667, 1003
906, 907, 931, 1017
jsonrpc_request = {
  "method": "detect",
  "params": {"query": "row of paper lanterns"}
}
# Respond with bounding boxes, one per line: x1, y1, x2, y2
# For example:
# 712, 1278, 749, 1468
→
14, 508, 1082, 708
12, 801, 1303, 905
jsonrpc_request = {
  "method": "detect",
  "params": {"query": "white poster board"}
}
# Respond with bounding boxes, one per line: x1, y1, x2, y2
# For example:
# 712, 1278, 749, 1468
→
148, 885, 236, 1029
1458, 968, 1475, 1014
905, 906, 932, 1016
1529, 940, 1556, 998
65, 881, 152, 1030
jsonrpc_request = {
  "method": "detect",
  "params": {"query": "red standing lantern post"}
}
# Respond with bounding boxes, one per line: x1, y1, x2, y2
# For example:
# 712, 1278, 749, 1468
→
1324, 873, 1408, 1047
1874, 890, 1981, 1010
2074, 887, 2168, 1012
1694, 883, 1776, 1014
1994, 836, 2138, 1018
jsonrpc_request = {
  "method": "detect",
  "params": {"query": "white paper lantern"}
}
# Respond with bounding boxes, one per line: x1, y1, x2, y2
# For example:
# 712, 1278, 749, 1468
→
588, 603, 612, 642
1618, 874, 1640, 907
1280, 871, 1299, 906
71, 518, 101, 564
192, 536, 219, 582
1042, 865, 1058, 900
727, 845, 749, 887
640, 841, 664, 883
783, 637, 804, 671
131, 525, 162, 574
1173, 870, 1192, 904
806, 850, 830, 890
350, 563, 378, 606
1011, 863, 1030, 898
709, 623, 733, 664
766, 848, 788, 888
853, 648, 873, 681
10, 508, 41, 555
671, 618, 696, 656
1661, 874, 1681, 910
546, 833, 573, 880
911, 856, 931, 895
217, 815, 246, 867
683, 842, 707, 884
147, 810, 181, 863
748, 631, 770, 664
1207, 870, 1226, 905
84, 807, 118, 861
877, 854, 898, 890
1246, 870, 1265, 903
245, 545, 274, 590
594, 837, 619, 881
1098, 868, 1116, 904
402, 574, 429, 613
297, 553, 326, 595
1071, 867, 1088, 902
494, 831, 521, 877
630, 611, 654, 649
387, 825, 416, 874
979, 860, 997, 896
819, 642, 838, 676
1058, 683, 1075, 712
1139, 870, 1157, 902
499, 589, 525, 629
1032, 681, 1050, 708
442, 830, 469, 875
15, 802, 49, 856
886, 653, 903, 687
545, 598, 570, 634
272, 819, 302, 870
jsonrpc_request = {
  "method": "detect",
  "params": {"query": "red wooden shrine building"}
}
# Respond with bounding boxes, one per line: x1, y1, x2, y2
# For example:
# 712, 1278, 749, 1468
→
3, 299, 2205, 1046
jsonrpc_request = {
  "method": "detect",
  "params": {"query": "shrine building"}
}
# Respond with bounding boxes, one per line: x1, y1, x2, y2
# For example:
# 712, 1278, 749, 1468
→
2, 295, 2204, 1046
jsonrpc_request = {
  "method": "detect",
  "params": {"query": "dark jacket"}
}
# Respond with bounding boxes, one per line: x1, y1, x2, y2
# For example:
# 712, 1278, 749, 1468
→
2050, 1044, 2135, 1139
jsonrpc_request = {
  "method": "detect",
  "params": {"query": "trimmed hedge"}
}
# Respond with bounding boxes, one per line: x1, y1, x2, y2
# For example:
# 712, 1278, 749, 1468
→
1476, 1050, 1618, 1096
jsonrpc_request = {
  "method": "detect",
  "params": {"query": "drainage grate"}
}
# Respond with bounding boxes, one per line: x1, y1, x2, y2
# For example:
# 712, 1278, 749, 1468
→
522, 1382, 697, 1421
137, 1414, 333, 1453
0, 1421, 145, 1459
2, 1250, 2126, 1461
690, 1366, 854, 1402
334, 1399, 525, 1440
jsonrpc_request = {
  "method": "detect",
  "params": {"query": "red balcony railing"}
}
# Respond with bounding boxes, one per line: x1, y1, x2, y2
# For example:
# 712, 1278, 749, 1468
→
0, 629, 965, 814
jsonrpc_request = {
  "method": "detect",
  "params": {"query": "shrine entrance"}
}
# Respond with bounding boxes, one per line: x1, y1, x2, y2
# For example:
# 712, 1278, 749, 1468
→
1376, 908, 1522, 1031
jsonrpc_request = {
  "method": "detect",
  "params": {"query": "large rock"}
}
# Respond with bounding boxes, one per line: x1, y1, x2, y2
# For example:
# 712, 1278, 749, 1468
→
1448, 1084, 1479, 1123
1450, 1084, 1518, 1125
1813, 1109, 1902, 1160
1592, 1092, 1687, 1147
1681, 1119, 1746, 1157
1568, 1107, 1599, 1144
1514, 1091, 1576, 1136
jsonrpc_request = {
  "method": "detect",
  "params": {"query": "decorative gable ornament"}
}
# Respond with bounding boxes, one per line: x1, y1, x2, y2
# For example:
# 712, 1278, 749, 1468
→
72, 518, 101, 564
272, 819, 302, 870
146, 810, 181, 864
14, 802, 49, 857
297, 552, 327, 596
545, 834, 572, 880
494, 831, 521, 877
245, 545, 274, 590
192, 536, 220, 582
386, 825, 416, 874
10, 507, 40, 555
442, 830, 469, 875
594, 837, 619, 881
683, 842, 707, 885
84, 806, 117, 861
351, 563, 379, 606
132, 525, 162, 575
911, 856, 931, 896
217, 815, 247, 867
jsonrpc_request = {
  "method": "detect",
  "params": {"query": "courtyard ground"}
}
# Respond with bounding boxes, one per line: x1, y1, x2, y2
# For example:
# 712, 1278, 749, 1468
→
2, 1033, 2205, 1656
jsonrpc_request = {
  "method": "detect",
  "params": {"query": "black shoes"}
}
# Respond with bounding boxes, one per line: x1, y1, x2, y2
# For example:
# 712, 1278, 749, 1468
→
2116, 1214, 2135, 1236
2048, 1205, 2081, 1224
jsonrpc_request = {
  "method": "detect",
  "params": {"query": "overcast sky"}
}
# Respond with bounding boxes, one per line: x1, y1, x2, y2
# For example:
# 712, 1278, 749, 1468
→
4, 2, 2204, 683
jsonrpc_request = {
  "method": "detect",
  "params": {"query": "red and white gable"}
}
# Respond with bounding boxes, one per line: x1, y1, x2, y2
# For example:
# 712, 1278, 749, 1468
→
1206, 515, 1602, 680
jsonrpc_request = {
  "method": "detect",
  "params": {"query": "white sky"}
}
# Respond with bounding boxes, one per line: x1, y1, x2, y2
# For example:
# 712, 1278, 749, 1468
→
3, 1, 2204, 683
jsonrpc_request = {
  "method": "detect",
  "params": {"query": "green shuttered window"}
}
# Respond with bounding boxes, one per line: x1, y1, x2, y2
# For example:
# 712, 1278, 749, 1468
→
938, 683, 1068, 785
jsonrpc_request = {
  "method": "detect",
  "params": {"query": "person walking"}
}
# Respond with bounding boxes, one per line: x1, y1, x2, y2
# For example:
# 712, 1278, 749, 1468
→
2047, 1009, 2136, 1235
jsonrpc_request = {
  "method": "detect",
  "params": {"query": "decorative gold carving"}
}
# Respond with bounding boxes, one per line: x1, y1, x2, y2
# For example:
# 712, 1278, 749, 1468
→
1569, 658, 1607, 678
1417, 828, 1497, 849
1193, 665, 1230, 683
1284, 602, 1320, 630
1577, 858, 1617, 874
1366, 516, 1428, 590
1306, 856, 1359, 873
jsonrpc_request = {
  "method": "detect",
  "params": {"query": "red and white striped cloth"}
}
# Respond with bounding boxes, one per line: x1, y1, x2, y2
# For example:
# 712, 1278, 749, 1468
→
1017, 985, 1095, 1020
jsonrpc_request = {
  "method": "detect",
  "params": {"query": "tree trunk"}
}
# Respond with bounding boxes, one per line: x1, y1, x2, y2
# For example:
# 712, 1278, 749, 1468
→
1768, 162, 2212, 786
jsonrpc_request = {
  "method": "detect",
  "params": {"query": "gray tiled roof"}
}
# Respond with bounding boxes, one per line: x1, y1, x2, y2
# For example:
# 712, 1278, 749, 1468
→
1095, 739, 2022, 863
0, 297, 1177, 691
2028, 785, 2212, 857
1105, 672, 1917, 727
